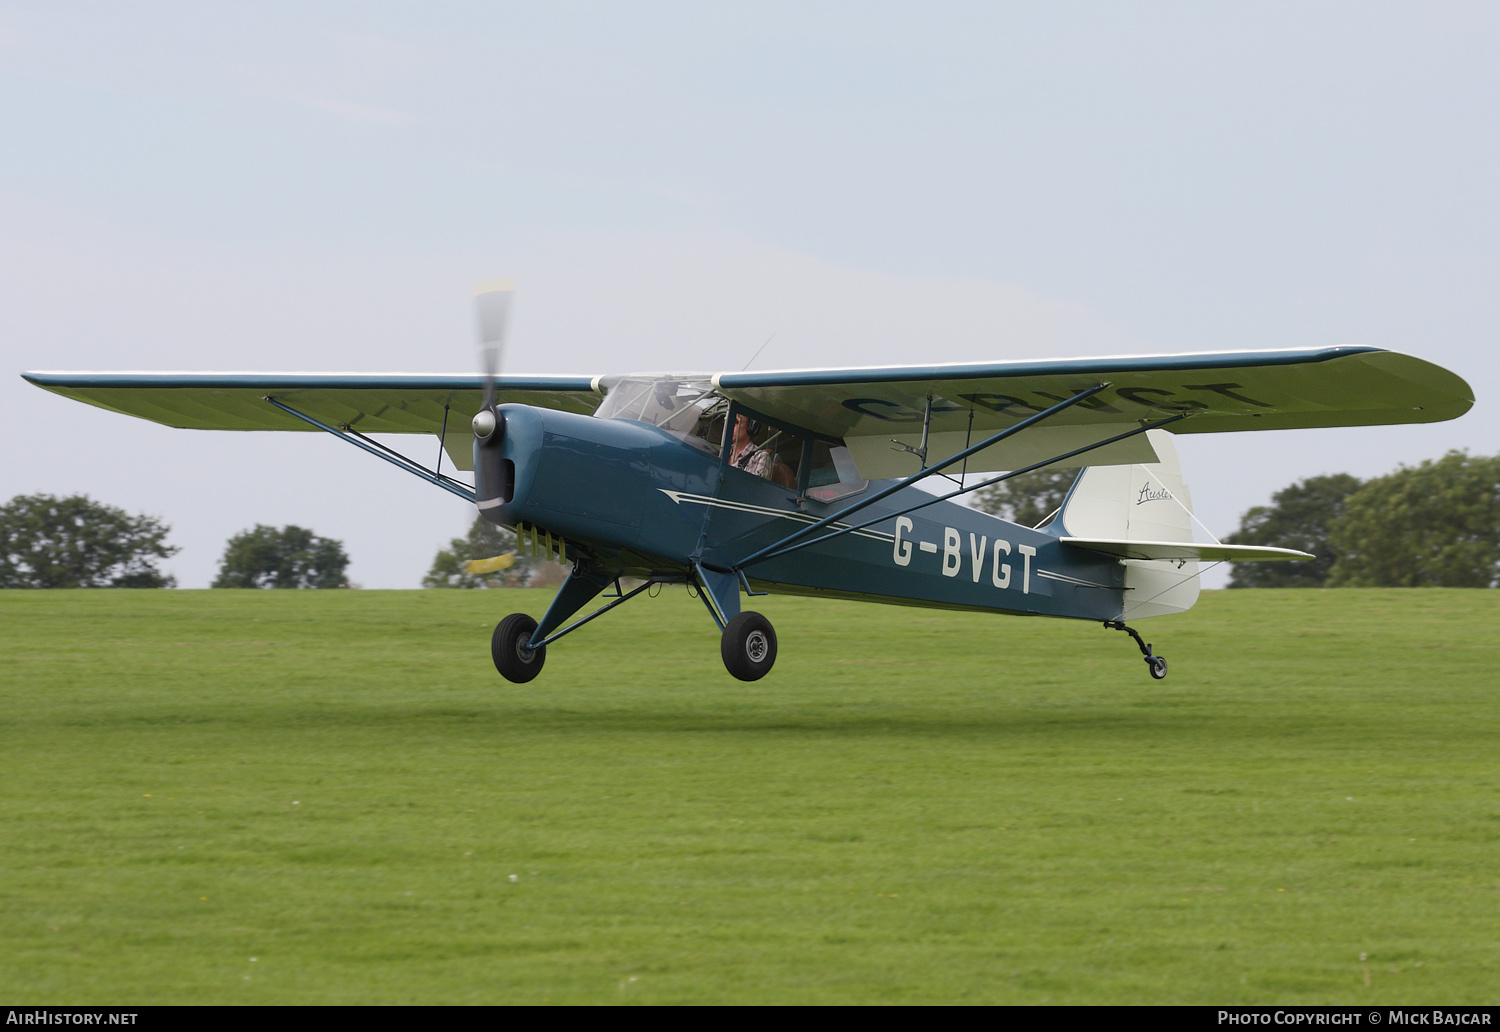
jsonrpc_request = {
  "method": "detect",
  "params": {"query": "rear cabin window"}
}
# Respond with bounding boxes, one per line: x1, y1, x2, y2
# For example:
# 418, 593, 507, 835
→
805, 442, 867, 502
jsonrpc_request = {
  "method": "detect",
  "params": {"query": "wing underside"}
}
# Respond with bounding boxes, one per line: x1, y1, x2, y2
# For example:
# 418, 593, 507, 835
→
713, 347, 1473, 477
22, 372, 602, 434
23, 372, 605, 474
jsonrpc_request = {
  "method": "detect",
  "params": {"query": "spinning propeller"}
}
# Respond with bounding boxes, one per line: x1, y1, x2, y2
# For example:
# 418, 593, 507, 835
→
466, 278, 518, 576
471, 277, 514, 441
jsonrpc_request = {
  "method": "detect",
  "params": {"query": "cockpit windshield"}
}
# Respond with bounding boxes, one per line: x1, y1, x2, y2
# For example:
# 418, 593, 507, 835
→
594, 376, 727, 455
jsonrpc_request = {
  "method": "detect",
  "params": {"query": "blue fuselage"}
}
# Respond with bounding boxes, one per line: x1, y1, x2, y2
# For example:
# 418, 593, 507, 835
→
479, 404, 1125, 622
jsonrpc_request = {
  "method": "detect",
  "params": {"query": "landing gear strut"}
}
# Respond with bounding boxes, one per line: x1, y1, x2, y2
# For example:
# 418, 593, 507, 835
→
1105, 619, 1167, 679
487, 562, 778, 684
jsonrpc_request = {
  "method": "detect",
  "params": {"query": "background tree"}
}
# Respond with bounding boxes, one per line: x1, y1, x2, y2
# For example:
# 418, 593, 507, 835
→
969, 467, 1079, 528
1223, 473, 1364, 587
0, 493, 178, 588
213, 524, 350, 588
1326, 451, 1500, 588
424, 517, 541, 588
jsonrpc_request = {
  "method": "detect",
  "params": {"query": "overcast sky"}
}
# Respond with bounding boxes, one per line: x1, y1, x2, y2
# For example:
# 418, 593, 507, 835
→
3, 1, 1495, 590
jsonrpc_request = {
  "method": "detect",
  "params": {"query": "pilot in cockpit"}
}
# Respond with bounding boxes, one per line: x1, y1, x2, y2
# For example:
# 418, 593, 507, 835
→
730, 414, 770, 477
730, 414, 796, 488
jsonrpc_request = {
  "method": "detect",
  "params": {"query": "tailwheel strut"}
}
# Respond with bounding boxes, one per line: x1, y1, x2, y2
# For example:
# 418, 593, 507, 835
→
1104, 619, 1168, 680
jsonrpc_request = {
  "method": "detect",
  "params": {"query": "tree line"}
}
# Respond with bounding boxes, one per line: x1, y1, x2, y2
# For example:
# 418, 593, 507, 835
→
1221, 451, 1500, 588
0, 492, 552, 589
0, 495, 349, 589
5, 449, 1496, 589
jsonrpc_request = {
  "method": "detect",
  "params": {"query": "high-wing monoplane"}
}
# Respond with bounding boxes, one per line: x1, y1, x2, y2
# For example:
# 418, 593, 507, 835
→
24, 286, 1473, 681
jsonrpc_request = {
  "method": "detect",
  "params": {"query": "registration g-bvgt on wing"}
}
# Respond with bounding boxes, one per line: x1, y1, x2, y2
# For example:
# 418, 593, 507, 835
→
24, 344, 1473, 681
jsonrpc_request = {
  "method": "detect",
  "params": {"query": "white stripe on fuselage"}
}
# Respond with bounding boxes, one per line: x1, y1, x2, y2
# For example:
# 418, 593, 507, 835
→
1033, 568, 1115, 590
658, 490, 895, 543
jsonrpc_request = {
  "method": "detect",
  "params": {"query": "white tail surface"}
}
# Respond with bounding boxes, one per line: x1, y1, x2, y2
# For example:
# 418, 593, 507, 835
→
1058, 429, 1200, 619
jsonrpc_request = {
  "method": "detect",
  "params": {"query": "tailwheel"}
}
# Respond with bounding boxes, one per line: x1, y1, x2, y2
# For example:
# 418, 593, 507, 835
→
721, 611, 777, 681
493, 613, 546, 683
1104, 619, 1167, 680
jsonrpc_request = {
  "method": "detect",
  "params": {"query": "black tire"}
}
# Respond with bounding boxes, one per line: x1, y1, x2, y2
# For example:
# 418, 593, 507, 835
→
1148, 655, 1168, 680
721, 611, 777, 681
492, 613, 546, 683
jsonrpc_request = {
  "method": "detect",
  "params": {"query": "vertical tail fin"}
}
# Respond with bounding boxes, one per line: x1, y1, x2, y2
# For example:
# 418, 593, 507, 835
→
1058, 429, 1200, 619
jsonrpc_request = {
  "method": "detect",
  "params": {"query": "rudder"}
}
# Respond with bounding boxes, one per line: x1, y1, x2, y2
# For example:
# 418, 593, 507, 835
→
1057, 429, 1200, 619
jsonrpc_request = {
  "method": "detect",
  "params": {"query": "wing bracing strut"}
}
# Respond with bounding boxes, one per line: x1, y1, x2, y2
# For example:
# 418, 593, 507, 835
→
264, 396, 477, 503
731, 396, 1187, 571
729, 383, 1110, 571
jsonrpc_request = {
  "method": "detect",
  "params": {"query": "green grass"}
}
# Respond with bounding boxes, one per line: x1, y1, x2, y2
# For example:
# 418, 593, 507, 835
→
1, 587, 1497, 1004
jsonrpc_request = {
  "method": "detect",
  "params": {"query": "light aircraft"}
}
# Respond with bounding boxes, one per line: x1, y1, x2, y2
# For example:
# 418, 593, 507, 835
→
23, 284, 1473, 682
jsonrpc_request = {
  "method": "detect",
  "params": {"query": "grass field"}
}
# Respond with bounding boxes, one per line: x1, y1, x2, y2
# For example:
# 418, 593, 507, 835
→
1, 587, 1497, 1005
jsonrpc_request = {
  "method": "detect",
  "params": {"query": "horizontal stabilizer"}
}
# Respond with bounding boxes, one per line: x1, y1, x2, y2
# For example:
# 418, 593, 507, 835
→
1061, 538, 1313, 563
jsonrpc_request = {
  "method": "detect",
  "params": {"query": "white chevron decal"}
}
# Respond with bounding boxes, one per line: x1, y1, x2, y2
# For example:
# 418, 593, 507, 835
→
659, 490, 895, 543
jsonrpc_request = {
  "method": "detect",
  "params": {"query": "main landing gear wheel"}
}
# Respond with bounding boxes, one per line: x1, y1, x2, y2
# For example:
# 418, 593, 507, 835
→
721, 611, 777, 681
1148, 655, 1168, 680
493, 613, 546, 683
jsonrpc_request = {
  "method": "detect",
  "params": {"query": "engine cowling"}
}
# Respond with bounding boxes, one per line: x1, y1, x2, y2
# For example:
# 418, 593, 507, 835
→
473, 406, 512, 508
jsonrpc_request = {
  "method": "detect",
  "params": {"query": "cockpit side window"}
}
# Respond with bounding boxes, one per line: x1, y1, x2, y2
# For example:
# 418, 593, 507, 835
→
764, 429, 802, 489
688, 407, 727, 454
598, 381, 860, 498
728, 415, 798, 489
